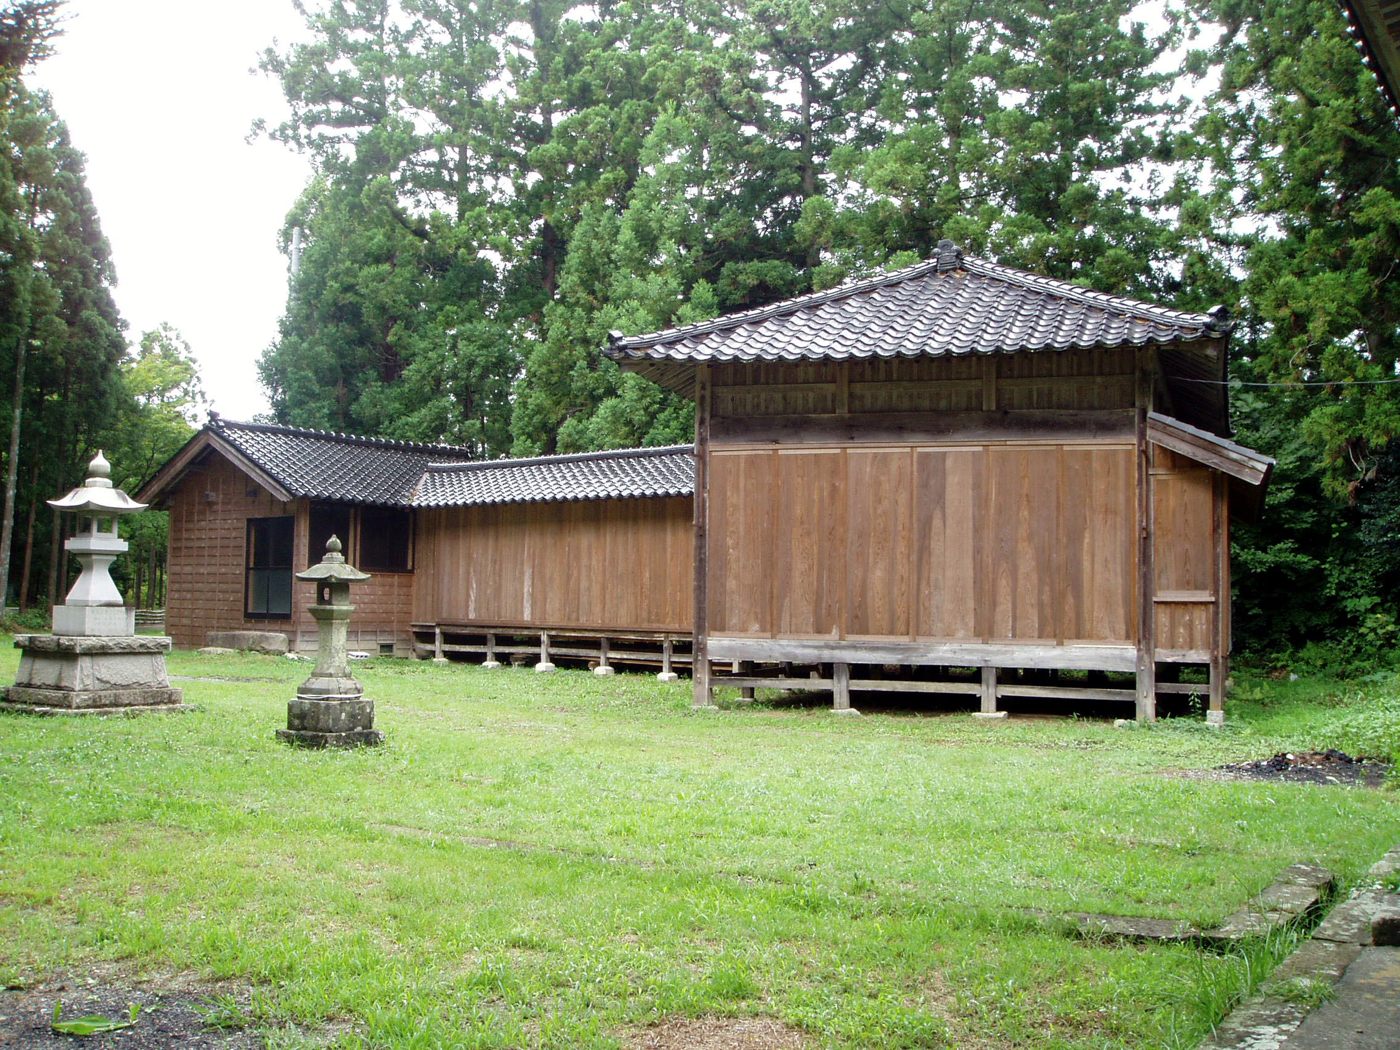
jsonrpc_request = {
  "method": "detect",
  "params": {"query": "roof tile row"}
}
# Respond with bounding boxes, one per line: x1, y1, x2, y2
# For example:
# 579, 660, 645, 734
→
207, 417, 694, 508
608, 244, 1227, 369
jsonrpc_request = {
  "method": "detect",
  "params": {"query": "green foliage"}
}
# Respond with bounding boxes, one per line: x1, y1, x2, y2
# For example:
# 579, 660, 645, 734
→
50, 1001, 140, 1037
259, 0, 1184, 455
0, 53, 130, 609
1308, 688, 1400, 763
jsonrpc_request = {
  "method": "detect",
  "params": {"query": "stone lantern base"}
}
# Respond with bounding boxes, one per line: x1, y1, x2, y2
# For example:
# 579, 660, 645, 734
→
1, 634, 186, 715
276, 677, 383, 748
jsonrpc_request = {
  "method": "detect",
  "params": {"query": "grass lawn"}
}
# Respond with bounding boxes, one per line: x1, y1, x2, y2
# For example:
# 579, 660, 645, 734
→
1, 642, 1398, 1049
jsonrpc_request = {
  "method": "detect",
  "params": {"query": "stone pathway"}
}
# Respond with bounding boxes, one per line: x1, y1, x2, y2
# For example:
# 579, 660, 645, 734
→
1200, 845, 1400, 1050
1057, 862, 1336, 946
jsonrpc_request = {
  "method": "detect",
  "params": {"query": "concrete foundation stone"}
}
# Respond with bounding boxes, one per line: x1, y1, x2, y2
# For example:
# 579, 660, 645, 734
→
207, 630, 289, 655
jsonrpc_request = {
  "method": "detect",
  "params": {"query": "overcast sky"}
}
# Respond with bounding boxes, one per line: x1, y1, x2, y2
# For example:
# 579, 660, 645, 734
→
32, 0, 314, 422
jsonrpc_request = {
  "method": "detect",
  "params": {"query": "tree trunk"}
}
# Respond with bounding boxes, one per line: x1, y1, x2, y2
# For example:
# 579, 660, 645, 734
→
0, 323, 29, 609
17, 489, 35, 612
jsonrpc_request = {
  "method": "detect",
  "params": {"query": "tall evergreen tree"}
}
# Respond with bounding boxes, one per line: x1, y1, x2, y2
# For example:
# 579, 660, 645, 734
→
0, 5, 127, 608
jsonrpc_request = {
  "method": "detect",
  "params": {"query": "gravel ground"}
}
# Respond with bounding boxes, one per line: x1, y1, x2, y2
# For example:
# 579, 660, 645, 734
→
0, 971, 260, 1049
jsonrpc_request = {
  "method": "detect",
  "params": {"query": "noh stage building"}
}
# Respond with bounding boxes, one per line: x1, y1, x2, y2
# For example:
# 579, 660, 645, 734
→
607, 241, 1272, 721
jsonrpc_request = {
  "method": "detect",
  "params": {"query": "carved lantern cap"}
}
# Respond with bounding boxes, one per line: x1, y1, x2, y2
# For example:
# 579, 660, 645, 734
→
47, 450, 148, 515
296, 535, 371, 583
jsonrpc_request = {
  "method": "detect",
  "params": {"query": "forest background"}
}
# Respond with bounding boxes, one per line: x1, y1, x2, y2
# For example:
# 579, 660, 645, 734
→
0, 0, 1397, 671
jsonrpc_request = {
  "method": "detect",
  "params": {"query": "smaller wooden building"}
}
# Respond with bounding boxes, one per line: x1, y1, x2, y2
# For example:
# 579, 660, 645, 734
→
608, 241, 1274, 720
137, 418, 695, 665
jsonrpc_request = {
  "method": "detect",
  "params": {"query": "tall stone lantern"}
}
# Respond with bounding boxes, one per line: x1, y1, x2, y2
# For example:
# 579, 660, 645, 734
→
2, 451, 184, 715
277, 536, 384, 747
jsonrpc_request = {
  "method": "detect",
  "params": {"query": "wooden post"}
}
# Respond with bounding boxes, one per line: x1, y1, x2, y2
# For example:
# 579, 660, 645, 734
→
657, 636, 678, 682
1209, 473, 1228, 726
1135, 351, 1157, 722
974, 665, 1005, 718
832, 661, 854, 714
734, 660, 754, 702
692, 364, 714, 708
432, 624, 448, 665
535, 631, 555, 673
482, 632, 501, 669
594, 636, 615, 676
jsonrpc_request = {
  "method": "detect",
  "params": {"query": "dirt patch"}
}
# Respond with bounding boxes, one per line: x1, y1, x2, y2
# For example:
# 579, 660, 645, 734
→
0, 972, 257, 1048
623, 1015, 808, 1049
1213, 749, 1392, 787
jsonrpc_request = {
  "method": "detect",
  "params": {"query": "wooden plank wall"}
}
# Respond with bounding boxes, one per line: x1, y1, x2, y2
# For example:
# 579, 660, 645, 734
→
704, 350, 1227, 658
708, 442, 1136, 644
1151, 445, 1224, 658
165, 452, 416, 651
415, 496, 693, 632
166, 453, 298, 649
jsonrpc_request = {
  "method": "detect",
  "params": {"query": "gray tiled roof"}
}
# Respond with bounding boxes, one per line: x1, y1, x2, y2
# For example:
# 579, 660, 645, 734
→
209, 417, 477, 506
413, 445, 694, 508
607, 241, 1230, 376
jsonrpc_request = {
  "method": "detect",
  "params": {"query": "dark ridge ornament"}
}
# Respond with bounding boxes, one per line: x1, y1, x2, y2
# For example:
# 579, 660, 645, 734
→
277, 535, 384, 748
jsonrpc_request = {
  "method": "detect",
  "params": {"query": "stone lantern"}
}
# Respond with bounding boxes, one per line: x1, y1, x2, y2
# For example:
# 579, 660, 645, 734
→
277, 535, 383, 747
2, 451, 184, 715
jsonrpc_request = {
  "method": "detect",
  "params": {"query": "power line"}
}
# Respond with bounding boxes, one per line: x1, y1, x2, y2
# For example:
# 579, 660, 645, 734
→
1177, 376, 1400, 388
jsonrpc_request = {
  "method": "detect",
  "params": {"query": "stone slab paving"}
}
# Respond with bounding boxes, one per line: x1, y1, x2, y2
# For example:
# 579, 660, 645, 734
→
1313, 888, 1396, 945
1058, 863, 1337, 949
1064, 913, 1200, 943
1205, 864, 1337, 944
1279, 947, 1400, 1050
1200, 845, 1400, 1050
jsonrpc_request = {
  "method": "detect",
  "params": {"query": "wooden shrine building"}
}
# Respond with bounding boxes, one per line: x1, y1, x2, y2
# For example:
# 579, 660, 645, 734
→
141, 242, 1271, 720
607, 241, 1273, 721
137, 418, 695, 670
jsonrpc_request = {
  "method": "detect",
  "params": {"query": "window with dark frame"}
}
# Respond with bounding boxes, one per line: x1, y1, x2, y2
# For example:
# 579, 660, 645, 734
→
308, 502, 352, 564
246, 516, 295, 618
358, 506, 413, 572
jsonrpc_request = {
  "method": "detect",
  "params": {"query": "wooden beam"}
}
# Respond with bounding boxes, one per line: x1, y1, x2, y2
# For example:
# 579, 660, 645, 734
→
847, 678, 980, 695
594, 636, 615, 676
706, 637, 1137, 672
710, 409, 1135, 447
996, 684, 1136, 703
709, 676, 833, 691
658, 636, 679, 682
1146, 412, 1273, 487
1210, 472, 1228, 725
980, 665, 998, 714
1136, 352, 1157, 722
535, 631, 555, 673
482, 632, 501, 669
692, 364, 714, 707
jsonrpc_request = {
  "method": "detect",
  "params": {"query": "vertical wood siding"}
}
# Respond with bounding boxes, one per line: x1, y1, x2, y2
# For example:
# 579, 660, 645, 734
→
708, 442, 1137, 645
1151, 446, 1223, 655
414, 496, 693, 632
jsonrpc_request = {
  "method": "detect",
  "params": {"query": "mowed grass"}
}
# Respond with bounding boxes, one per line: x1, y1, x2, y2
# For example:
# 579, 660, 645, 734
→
1, 643, 1397, 1049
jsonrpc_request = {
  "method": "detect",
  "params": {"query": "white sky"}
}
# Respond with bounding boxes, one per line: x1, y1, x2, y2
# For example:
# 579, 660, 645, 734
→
32, 0, 314, 421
